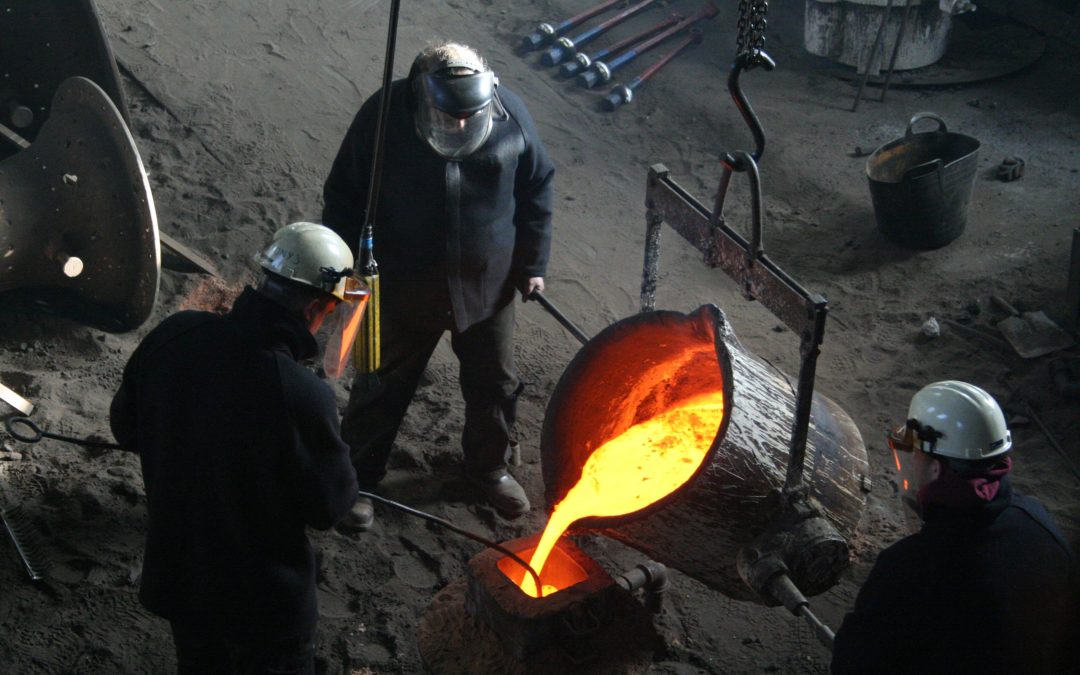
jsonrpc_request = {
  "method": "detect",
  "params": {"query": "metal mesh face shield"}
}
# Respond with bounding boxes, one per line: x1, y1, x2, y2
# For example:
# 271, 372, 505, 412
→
414, 71, 495, 159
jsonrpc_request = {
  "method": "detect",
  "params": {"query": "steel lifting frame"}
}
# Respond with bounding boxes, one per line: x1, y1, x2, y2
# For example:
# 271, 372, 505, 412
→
640, 49, 827, 494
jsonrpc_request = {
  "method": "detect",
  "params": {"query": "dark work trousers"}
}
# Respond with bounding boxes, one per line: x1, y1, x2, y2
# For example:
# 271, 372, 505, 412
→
170, 621, 315, 675
342, 299, 521, 489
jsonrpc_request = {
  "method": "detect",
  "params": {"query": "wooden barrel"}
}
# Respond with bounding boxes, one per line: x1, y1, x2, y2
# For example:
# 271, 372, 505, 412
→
540, 305, 868, 602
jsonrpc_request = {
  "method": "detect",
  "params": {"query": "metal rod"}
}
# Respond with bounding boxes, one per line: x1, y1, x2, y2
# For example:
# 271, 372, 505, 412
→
4, 416, 122, 450
640, 205, 664, 312
631, 28, 700, 85
0, 381, 34, 416
851, 0, 894, 112
356, 490, 545, 597
561, 12, 682, 77
797, 604, 836, 651
784, 302, 827, 493
528, 291, 590, 345
602, 29, 701, 110
0, 120, 30, 151
880, 0, 916, 102
543, 0, 657, 66
710, 164, 734, 230
579, 1, 717, 88
1025, 403, 1080, 482
1067, 228, 1080, 330
521, 0, 625, 51
361, 0, 402, 259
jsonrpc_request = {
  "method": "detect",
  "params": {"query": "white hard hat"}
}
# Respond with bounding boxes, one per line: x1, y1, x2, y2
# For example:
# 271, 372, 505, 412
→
256, 222, 357, 301
905, 381, 1012, 460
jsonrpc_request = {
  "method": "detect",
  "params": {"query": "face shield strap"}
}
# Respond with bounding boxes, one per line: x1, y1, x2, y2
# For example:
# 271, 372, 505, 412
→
320, 265, 352, 290
906, 419, 943, 454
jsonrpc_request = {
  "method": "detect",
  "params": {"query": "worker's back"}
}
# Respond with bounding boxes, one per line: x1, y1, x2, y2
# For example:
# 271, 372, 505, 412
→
832, 478, 1075, 674
110, 287, 357, 643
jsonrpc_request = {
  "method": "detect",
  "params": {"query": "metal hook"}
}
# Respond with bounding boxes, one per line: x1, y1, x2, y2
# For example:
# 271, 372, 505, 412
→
721, 50, 776, 168
716, 151, 764, 300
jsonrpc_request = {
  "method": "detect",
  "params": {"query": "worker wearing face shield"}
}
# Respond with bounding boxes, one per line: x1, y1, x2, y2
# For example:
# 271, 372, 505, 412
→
110, 223, 365, 674
322, 42, 555, 530
831, 381, 1077, 675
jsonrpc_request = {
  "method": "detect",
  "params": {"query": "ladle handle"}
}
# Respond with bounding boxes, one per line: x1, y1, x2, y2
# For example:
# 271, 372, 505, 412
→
905, 112, 947, 137
528, 290, 590, 346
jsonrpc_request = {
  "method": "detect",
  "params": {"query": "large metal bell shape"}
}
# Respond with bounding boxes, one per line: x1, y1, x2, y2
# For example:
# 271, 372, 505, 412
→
0, 0, 130, 160
0, 76, 159, 332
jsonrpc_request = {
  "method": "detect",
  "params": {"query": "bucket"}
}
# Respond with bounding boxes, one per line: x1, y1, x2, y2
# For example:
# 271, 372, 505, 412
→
867, 113, 980, 249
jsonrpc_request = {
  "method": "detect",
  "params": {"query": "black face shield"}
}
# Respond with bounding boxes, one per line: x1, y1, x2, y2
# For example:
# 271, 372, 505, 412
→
414, 70, 495, 159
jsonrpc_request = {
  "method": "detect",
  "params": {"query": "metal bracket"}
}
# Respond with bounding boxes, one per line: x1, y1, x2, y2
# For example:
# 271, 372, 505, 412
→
642, 163, 827, 493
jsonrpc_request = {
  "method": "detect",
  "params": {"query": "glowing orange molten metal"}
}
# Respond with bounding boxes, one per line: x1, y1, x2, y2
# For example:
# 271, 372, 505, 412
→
518, 389, 725, 597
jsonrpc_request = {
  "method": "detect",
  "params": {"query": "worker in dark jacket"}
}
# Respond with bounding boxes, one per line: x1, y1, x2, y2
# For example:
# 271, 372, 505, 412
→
322, 41, 555, 530
110, 223, 368, 674
832, 381, 1076, 675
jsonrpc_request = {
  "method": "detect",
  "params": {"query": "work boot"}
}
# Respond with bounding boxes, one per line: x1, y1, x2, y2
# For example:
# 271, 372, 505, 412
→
466, 469, 531, 518
337, 496, 374, 533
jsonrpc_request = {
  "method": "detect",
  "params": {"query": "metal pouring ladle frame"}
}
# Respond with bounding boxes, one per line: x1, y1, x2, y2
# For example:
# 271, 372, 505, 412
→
641, 49, 822, 497
639, 46, 841, 650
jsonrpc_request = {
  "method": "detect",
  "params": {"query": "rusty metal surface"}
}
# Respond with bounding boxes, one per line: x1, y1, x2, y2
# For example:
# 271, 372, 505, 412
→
540, 306, 868, 602
644, 164, 826, 337
0, 0, 129, 162
0, 76, 159, 332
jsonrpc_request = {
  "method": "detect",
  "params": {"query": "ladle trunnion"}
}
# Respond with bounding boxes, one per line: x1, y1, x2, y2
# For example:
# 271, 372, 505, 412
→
540, 305, 868, 601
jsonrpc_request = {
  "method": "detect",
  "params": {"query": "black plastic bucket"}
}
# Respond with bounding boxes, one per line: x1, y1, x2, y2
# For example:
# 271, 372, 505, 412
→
867, 113, 980, 249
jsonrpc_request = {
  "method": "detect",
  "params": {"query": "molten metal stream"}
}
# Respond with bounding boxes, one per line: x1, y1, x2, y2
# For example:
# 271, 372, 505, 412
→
519, 390, 725, 597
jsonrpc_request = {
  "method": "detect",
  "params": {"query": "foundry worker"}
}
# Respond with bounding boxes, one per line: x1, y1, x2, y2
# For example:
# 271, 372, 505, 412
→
110, 223, 366, 674
322, 41, 554, 530
831, 381, 1076, 674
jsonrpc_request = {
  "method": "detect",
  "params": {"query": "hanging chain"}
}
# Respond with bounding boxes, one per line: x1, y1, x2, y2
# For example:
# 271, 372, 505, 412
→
735, 0, 769, 64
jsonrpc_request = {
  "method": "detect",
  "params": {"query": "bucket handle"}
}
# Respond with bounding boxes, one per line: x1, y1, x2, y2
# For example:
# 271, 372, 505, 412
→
903, 157, 946, 204
905, 112, 947, 137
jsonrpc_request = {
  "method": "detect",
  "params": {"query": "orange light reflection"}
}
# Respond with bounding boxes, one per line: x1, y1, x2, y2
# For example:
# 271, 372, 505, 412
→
519, 389, 724, 597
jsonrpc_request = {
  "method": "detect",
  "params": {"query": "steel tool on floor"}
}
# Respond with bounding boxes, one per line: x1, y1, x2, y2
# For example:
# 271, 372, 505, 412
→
541, 0, 657, 66
991, 295, 1075, 359
578, 1, 718, 89
0, 379, 34, 416
602, 29, 702, 111
560, 12, 682, 78
520, 0, 625, 52
1, 503, 50, 581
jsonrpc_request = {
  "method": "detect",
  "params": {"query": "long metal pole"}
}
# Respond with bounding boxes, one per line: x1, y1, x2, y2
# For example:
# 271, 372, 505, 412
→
561, 12, 682, 77
880, 0, 916, 102
851, 0, 893, 112
521, 0, 625, 51
355, 0, 401, 373
529, 291, 590, 345
362, 0, 401, 244
579, 0, 718, 88
542, 0, 658, 66
603, 29, 702, 110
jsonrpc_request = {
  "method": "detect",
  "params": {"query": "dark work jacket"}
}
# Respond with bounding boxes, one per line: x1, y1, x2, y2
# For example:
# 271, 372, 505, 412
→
832, 479, 1076, 675
322, 79, 555, 333
109, 288, 358, 641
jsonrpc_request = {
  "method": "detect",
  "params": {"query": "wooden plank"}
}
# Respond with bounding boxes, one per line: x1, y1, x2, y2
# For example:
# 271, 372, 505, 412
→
159, 232, 220, 277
